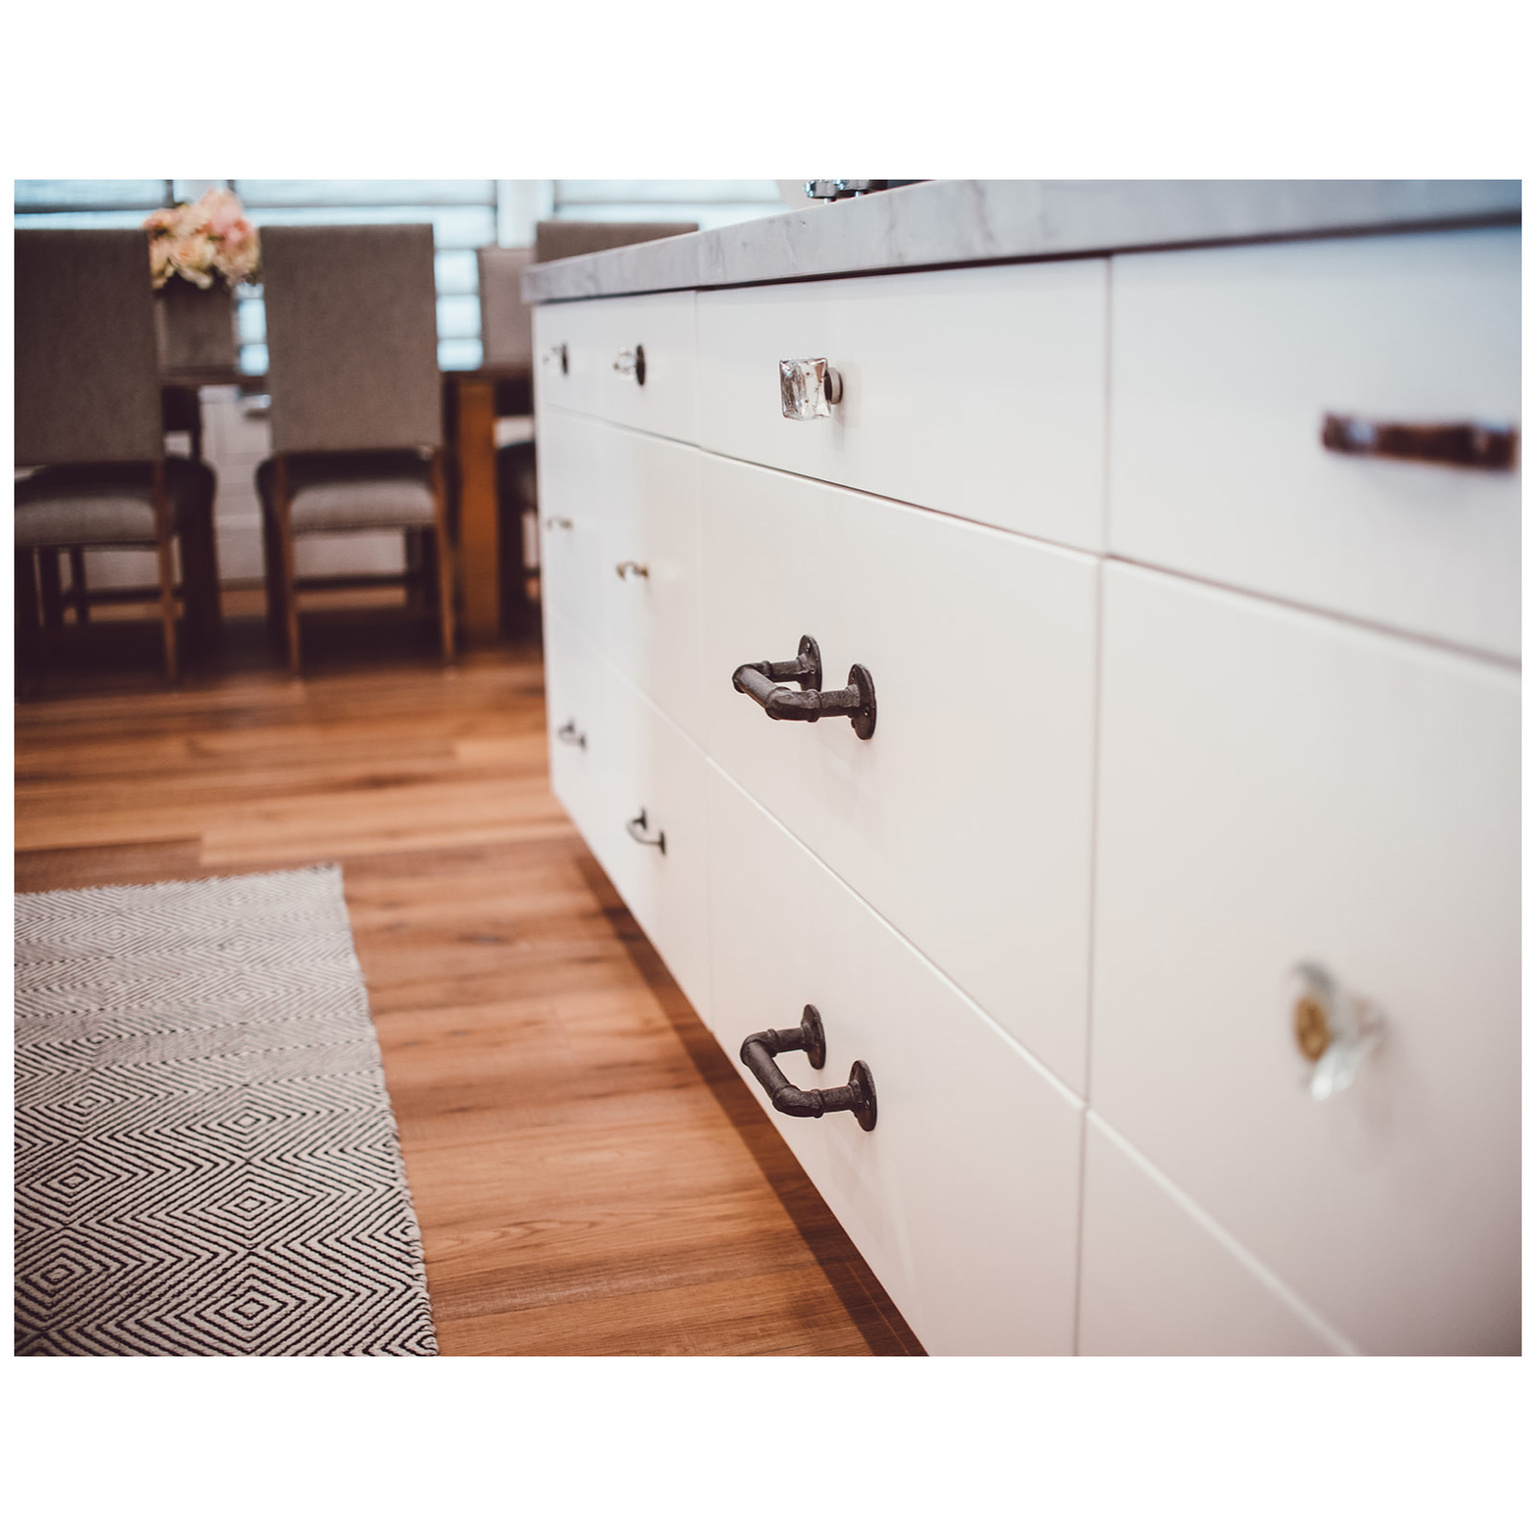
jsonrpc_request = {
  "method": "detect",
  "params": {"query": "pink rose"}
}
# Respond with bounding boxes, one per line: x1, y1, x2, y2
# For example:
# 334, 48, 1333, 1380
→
212, 219, 259, 282
170, 231, 217, 287
197, 188, 246, 239
149, 242, 174, 288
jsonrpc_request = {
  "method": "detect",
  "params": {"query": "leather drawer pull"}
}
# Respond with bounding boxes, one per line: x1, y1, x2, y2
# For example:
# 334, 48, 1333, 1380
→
740, 1004, 877, 1132
1321, 413, 1519, 471
731, 634, 876, 740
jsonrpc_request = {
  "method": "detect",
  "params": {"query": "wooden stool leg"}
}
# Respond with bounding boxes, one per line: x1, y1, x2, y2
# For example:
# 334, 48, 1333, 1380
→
403, 529, 425, 613
274, 455, 302, 675
431, 450, 456, 664
181, 492, 221, 651
38, 549, 65, 630
15, 547, 43, 684
151, 461, 179, 685
68, 547, 89, 625
261, 501, 285, 646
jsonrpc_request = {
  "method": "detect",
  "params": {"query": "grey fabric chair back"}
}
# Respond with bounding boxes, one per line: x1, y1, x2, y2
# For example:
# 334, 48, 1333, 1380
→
533, 220, 699, 265
262, 224, 441, 454
15, 229, 164, 466
476, 246, 535, 370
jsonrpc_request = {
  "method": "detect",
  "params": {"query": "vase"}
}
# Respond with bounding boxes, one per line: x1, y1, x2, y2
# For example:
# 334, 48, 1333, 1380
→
155, 277, 237, 372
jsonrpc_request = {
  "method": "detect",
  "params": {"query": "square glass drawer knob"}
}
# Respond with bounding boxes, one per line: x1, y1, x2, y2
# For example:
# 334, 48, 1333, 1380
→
780, 357, 843, 419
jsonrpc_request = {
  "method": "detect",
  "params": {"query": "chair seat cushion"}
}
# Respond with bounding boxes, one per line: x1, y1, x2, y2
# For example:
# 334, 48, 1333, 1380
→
14, 457, 214, 548
256, 450, 437, 533
291, 477, 436, 531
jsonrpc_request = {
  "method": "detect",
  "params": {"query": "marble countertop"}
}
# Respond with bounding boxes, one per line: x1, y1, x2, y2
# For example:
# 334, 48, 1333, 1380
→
522, 180, 1521, 304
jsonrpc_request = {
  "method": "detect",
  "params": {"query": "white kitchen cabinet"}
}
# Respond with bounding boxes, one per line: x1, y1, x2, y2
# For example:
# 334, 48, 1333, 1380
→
700, 455, 1099, 1091
539, 412, 704, 744
535, 409, 609, 645
1091, 564, 1520, 1354
542, 609, 609, 854
595, 670, 712, 1023
531, 195, 1520, 1354
1077, 1118, 1344, 1355
697, 262, 1109, 552
601, 428, 705, 745
707, 764, 1083, 1356
533, 291, 697, 443
1109, 229, 1521, 659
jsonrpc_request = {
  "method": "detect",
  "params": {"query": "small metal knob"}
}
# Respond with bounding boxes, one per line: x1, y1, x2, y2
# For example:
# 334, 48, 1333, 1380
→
614, 345, 646, 385
614, 560, 650, 581
1288, 963, 1385, 1101
779, 358, 843, 420
625, 807, 665, 853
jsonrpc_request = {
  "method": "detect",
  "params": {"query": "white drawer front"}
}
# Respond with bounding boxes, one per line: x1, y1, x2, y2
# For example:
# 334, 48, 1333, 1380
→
533, 292, 697, 442
1092, 565, 1520, 1354
1078, 1118, 1342, 1355
697, 262, 1108, 551
593, 671, 711, 1021
602, 428, 704, 744
701, 457, 1098, 1091
536, 409, 609, 645
1109, 228, 1521, 658
707, 764, 1083, 1356
542, 610, 609, 852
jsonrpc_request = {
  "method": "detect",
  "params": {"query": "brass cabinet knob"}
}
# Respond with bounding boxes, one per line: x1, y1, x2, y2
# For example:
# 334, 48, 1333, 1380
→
1288, 963, 1385, 1101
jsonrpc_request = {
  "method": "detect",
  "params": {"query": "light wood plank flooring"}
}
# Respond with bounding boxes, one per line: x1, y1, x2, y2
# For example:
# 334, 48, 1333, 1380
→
13, 615, 922, 1355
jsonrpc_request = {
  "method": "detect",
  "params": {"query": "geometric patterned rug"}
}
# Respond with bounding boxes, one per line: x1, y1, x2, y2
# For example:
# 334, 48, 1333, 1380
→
14, 864, 438, 1355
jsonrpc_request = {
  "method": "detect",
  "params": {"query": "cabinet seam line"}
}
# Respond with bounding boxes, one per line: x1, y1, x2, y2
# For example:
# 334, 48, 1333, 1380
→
1085, 1112, 1360, 1357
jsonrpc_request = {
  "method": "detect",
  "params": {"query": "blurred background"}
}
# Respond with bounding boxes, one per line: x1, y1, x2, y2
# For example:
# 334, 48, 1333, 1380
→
15, 180, 799, 375
15, 178, 807, 660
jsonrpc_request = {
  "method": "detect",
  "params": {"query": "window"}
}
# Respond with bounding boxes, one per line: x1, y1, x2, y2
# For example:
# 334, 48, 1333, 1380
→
229, 180, 499, 372
550, 179, 787, 230
15, 180, 791, 375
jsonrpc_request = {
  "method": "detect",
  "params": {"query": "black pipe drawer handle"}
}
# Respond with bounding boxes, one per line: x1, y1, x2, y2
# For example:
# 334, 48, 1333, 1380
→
740, 1004, 876, 1132
731, 634, 876, 740
626, 807, 665, 853
1322, 413, 1519, 471
556, 719, 586, 749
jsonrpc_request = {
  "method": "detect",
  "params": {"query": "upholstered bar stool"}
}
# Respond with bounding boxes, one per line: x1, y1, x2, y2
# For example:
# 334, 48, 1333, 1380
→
15, 229, 220, 686
255, 224, 452, 673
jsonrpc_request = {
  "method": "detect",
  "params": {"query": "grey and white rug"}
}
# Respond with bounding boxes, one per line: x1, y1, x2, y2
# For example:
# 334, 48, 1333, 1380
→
15, 864, 438, 1356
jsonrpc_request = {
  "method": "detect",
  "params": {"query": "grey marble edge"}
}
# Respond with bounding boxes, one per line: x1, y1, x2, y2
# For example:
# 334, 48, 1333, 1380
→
521, 179, 1521, 304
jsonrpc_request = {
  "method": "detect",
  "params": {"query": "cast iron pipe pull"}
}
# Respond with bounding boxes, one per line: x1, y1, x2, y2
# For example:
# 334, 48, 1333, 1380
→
731, 634, 877, 740
739, 1004, 877, 1132
626, 808, 665, 854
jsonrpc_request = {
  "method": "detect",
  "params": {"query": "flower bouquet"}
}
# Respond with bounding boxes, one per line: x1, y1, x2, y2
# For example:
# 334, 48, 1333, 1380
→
144, 188, 260, 290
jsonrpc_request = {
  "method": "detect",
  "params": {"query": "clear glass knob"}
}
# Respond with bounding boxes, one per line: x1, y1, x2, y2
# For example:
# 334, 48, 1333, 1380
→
1288, 962, 1385, 1102
779, 358, 843, 420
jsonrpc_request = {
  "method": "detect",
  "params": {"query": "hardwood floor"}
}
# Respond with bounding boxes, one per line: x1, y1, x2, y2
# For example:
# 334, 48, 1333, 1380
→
13, 610, 922, 1356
